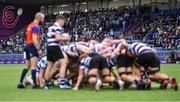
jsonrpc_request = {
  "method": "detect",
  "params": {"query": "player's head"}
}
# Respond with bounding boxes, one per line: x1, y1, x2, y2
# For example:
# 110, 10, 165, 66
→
102, 38, 113, 47
56, 15, 66, 26
35, 12, 45, 23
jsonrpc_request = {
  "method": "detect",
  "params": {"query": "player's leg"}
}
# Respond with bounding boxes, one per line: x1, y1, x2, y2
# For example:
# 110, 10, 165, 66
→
88, 68, 101, 91
26, 44, 40, 88
102, 68, 124, 90
73, 69, 85, 91
44, 46, 56, 89
147, 55, 168, 89
44, 61, 53, 89
117, 54, 134, 88
147, 55, 178, 91
25, 76, 33, 87
17, 48, 31, 88
118, 67, 134, 83
58, 58, 71, 88
102, 68, 114, 83
49, 62, 60, 80
67, 62, 79, 83
88, 56, 102, 91
133, 53, 155, 90
39, 69, 45, 88
52, 47, 71, 89
149, 71, 178, 91
30, 56, 39, 88
124, 67, 136, 88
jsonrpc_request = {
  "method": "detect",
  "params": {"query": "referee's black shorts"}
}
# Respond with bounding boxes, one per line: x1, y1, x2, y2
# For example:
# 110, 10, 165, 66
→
24, 44, 39, 60
47, 46, 64, 62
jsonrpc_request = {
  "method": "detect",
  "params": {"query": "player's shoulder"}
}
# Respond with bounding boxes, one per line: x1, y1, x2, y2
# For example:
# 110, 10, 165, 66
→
132, 42, 146, 45
51, 23, 63, 30
29, 22, 38, 28
39, 56, 47, 63
41, 56, 47, 61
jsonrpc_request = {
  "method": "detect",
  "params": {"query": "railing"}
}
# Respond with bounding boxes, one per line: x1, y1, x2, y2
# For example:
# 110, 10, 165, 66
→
0, 50, 179, 64
152, 8, 180, 17
0, 54, 24, 64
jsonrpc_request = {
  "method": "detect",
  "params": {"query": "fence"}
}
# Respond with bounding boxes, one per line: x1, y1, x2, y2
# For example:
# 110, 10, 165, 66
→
0, 54, 24, 64
0, 50, 179, 64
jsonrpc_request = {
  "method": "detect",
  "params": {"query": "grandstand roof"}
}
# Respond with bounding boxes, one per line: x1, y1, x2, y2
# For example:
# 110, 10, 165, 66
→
1, 0, 103, 6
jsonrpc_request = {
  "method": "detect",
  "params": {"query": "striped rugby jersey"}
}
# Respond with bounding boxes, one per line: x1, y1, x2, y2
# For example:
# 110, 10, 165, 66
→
36, 56, 47, 73
47, 22, 64, 46
128, 42, 153, 56
67, 43, 80, 57
80, 57, 92, 70
106, 57, 117, 68
91, 43, 105, 54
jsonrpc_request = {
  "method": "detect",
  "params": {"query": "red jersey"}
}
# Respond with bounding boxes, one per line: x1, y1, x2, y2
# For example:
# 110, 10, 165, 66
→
26, 22, 40, 44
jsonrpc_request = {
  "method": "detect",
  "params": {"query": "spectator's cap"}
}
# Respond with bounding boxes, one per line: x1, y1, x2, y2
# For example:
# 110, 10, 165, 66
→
56, 15, 66, 21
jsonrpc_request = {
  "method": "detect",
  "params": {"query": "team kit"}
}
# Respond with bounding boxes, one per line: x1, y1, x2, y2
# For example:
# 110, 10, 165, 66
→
17, 12, 178, 91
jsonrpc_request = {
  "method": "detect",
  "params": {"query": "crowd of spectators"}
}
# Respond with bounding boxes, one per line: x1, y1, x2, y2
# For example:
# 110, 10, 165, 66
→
0, 32, 25, 53
0, 27, 47, 54
0, 7, 141, 53
124, 11, 180, 50
46, 7, 141, 41
0, 6, 179, 54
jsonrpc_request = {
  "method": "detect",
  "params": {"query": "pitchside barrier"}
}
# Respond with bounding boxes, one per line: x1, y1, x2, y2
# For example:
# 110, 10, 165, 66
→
0, 50, 179, 64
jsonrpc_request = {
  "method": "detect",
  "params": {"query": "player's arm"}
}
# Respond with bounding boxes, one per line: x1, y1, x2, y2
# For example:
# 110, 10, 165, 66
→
101, 47, 113, 58
111, 44, 122, 57
152, 48, 157, 55
55, 31, 70, 41
77, 41, 89, 46
73, 67, 85, 91
112, 67, 120, 79
32, 26, 40, 50
66, 50, 76, 57
112, 39, 126, 44
102, 52, 112, 58
39, 69, 45, 88
101, 47, 113, 54
55, 34, 69, 41
132, 65, 141, 80
76, 44, 92, 55
79, 53, 89, 61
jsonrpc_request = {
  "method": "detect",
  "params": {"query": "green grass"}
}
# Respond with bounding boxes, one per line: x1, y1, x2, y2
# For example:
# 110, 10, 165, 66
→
0, 64, 179, 101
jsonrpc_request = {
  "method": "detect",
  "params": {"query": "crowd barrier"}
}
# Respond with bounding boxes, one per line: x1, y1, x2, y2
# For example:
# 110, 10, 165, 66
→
152, 8, 180, 17
0, 54, 24, 64
0, 50, 179, 64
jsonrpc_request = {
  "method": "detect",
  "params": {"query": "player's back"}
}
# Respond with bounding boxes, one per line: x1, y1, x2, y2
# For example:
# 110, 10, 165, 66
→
26, 22, 39, 44
129, 42, 152, 56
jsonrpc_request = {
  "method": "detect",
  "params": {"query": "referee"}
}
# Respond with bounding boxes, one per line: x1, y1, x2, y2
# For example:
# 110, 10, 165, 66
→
17, 12, 44, 89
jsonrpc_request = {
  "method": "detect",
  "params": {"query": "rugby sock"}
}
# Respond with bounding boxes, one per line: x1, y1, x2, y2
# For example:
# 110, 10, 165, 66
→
31, 69, 37, 86
45, 80, 49, 87
19, 68, 28, 84
134, 80, 138, 85
59, 77, 66, 84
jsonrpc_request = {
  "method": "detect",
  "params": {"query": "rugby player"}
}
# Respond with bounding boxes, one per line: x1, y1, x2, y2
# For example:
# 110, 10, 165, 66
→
63, 42, 92, 83
45, 15, 71, 89
84, 40, 124, 91
25, 56, 47, 87
112, 42, 141, 89
17, 12, 45, 88
123, 42, 178, 91
25, 56, 60, 88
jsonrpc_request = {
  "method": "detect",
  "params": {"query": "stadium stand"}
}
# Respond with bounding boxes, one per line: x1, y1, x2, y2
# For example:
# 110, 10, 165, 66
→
0, 5, 179, 64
